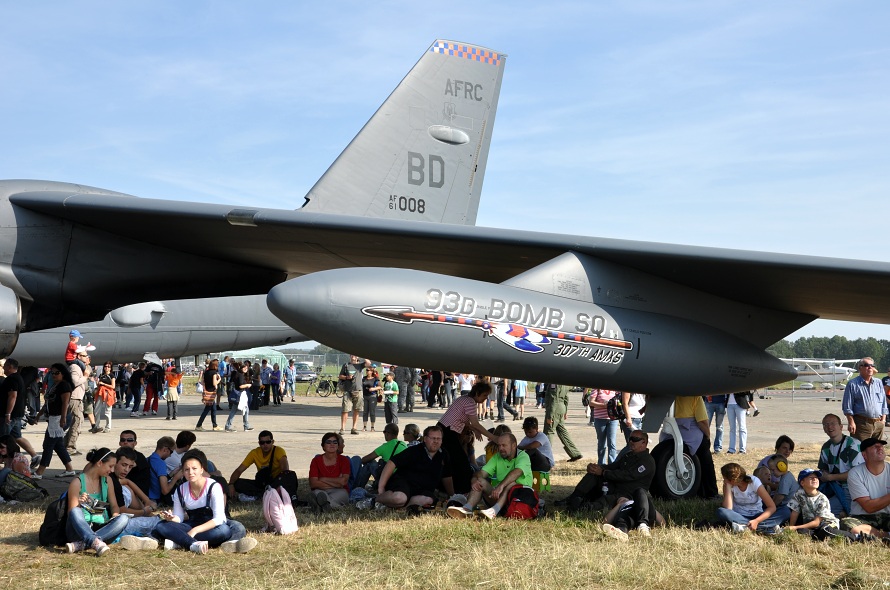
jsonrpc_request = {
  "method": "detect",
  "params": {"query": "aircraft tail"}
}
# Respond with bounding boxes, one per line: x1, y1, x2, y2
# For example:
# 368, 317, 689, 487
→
300, 40, 506, 225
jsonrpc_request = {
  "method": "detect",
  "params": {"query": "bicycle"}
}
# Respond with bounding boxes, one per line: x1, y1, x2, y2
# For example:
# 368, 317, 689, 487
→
312, 375, 341, 397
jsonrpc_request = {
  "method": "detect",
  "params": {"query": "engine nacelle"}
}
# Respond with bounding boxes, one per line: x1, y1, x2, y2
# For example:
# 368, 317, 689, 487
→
0, 285, 22, 357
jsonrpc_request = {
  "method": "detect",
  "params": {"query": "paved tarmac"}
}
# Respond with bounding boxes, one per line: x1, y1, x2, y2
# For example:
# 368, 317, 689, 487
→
27, 389, 846, 498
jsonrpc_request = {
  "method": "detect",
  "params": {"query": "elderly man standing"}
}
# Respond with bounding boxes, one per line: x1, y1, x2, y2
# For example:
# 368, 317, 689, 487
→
841, 438, 890, 540
447, 432, 532, 519
554, 430, 655, 511
842, 357, 887, 442
64, 346, 92, 456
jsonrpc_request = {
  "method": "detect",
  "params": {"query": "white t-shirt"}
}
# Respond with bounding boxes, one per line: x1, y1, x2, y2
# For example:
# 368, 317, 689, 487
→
457, 374, 474, 391
626, 394, 645, 419
847, 462, 890, 516
518, 432, 554, 469
731, 476, 765, 517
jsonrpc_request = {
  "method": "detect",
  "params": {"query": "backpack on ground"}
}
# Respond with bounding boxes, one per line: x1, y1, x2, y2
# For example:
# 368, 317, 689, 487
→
606, 394, 626, 421
503, 485, 540, 520
39, 492, 69, 547
262, 485, 298, 535
1, 471, 49, 502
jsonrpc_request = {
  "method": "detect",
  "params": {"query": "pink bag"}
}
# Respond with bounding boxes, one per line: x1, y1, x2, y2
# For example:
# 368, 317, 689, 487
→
262, 486, 299, 535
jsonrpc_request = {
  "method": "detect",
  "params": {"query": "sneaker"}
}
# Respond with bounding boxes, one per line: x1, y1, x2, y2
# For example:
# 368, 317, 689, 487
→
237, 493, 257, 502
151, 410, 157, 415
479, 507, 498, 520
66, 541, 85, 553
356, 498, 375, 511
770, 525, 783, 535
568, 455, 583, 462
30, 454, 42, 470
102, 428, 110, 433
57, 470, 77, 477
220, 537, 258, 553
731, 522, 748, 534
350, 429, 359, 435
91, 538, 110, 556
194, 426, 205, 431
163, 539, 180, 550
31, 474, 42, 480
637, 523, 651, 537
212, 426, 222, 431
189, 541, 209, 555
69, 450, 82, 456
753, 410, 760, 417
140, 412, 147, 416
446, 505, 474, 519
602, 523, 629, 542
166, 417, 171, 420
225, 427, 236, 432
119, 535, 159, 551
244, 427, 254, 431
130, 412, 139, 417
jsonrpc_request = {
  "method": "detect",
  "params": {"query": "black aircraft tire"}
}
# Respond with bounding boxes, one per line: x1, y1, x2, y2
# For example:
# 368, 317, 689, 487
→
650, 440, 701, 500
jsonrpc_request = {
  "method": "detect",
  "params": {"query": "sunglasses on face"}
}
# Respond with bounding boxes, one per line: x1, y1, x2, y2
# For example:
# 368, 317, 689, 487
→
119, 438, 135, 443
629, 436, 646, 443
323, 439, 339, 445
861, 363, 876, 368
259, 440, 273, 445
50, 370, 61, 375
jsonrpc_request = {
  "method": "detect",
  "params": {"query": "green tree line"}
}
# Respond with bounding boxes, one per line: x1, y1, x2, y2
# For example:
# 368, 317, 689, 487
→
767, 336, 890, 370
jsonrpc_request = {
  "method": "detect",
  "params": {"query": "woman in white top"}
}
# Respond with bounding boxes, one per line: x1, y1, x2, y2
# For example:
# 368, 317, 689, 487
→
154, 449, 256, 554
715, 462, 783, 534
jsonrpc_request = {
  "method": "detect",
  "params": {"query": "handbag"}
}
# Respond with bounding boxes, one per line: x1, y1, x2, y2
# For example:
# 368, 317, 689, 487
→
201, 388, 216, 405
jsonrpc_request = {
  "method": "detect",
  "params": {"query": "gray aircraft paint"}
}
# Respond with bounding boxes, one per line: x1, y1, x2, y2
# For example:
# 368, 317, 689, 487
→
10, 296, 306, 366
266, 263, 796, 398
0, 40, 503, 358
2, 38, 890, 402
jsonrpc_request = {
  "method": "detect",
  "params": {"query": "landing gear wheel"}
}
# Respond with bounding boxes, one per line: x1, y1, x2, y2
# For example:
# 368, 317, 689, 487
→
650, 440, 701, 500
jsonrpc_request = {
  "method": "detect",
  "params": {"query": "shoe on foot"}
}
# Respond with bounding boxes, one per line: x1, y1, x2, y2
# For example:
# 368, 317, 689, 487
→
568, 455, 583, 462
91, 538, 110, 556
602, 523, 629, 542
212, 426, 222, 431
480, 507, 498, 520
225, 427, 236, 432
350, 429, 359, 435
120, 535, 159, 551
66, 541, 85, 553
446, 505, 474, 519
194, 426, 205, 431
753, 410, 760, 417
166, 416, 171, 420
57, 470, 77, 477
69, 450, 82, 456
221, 537, 258, 553
189, 541, 209, 555
731, 522, 749, 534
244, 427, 254, 431
31, 474, 43, 480
163, 539, 180, 550
130, 412, 139, 417
102, 427, 110, 433
637, 523, 651, 537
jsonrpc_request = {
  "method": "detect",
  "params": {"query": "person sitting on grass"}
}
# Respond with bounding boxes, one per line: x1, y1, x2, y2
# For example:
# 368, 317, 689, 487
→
65, 447, 130, 556
227, 430, 290, 500
154, 449, 257, 554
352, 423, 407, 490
308, 432, 351, 513
601, 488, 665, 542
147, 436, 184, 505
376, 425, 454, 512
403, 423, 421, 446
756, 435, 795, 473
788, 468, 859, 542
447, 432, 532, 519
715, 462, 782, 535
759, 453, 799, 524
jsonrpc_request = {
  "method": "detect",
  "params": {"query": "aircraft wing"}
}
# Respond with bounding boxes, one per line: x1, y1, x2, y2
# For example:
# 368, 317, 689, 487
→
11, 188, 890, 335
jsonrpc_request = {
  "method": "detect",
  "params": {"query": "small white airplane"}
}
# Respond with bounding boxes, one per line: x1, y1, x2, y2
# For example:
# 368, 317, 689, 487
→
781, 358, 858, 383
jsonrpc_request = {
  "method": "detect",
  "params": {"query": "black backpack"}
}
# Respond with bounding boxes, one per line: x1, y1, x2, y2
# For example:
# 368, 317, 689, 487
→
606, 394, 626, 421
38, 492, 69, 547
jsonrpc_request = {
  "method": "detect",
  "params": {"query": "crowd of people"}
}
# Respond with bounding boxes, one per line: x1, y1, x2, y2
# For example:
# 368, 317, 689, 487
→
5, 345, 890, 554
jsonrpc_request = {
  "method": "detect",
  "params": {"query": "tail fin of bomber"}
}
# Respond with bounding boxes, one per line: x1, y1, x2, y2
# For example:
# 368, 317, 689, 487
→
300, 40, 506, 226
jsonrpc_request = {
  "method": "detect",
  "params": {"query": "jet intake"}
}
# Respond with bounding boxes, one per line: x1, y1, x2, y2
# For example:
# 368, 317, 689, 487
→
267, 267, 797, 397
0, 285, 22, 357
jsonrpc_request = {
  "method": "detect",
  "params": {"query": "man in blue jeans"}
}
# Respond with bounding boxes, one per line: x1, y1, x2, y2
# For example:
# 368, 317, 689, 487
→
704, 394, 728, 453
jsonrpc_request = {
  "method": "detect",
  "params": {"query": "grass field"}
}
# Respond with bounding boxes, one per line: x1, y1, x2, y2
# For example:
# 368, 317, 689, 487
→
2, 444, 888, 589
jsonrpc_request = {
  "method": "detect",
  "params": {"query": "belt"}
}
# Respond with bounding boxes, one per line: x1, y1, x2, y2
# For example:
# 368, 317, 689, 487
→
854, 415, 883, 424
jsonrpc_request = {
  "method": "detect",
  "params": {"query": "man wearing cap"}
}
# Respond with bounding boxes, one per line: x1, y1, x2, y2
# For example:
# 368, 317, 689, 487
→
841, 437, 890, 539
817, 413, 864, 516
63, 346, 92, 456
841, 357, 887, 442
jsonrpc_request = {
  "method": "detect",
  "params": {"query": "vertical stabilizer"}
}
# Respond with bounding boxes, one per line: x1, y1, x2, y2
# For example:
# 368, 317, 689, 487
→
301, 40, 506, 225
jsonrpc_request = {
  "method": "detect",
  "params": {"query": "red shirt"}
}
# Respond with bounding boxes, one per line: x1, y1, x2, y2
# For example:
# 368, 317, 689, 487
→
308, 454, 350, 490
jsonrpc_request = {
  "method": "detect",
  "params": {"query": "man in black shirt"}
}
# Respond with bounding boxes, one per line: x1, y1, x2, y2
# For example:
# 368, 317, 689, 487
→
117, 429, 151, 497
0, 358, 39, 464
376, 425, 454, 509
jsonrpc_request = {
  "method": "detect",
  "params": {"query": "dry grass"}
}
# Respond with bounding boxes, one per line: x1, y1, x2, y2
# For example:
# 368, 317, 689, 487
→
2, 444, 888, 590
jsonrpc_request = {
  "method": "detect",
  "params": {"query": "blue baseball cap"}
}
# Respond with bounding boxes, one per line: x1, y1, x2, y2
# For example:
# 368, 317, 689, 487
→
797, 468, 822, 483
69, 329, 82, 337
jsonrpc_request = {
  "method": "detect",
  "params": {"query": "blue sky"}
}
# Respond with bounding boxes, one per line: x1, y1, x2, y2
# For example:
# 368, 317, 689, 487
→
2, 2, 888, 341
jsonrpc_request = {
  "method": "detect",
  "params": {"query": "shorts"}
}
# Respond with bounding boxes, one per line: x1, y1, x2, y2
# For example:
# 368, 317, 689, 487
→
385, 474, 434, 501
82, 398, 94, 414
342, 393, 363, 413
0, 418, 23, 439
841, 513, 890, 532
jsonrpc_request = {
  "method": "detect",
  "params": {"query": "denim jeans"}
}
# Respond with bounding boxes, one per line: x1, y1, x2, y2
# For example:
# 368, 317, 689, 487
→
593, 418, 619, 464
726, 405, 747, 453
155, 519, 232, 548
224, 404, 250, 430
196, 403, 217, 428
705, 401, 726, 452
67, 510, 130, 545
715, 507, 785, 533
118, 515, 161, 539
621, 417, 643, 444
